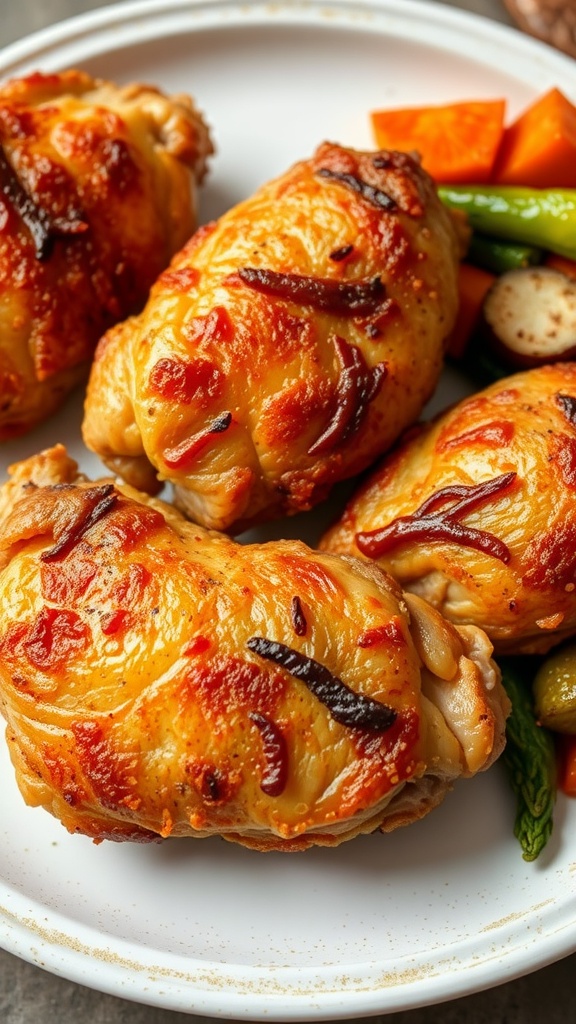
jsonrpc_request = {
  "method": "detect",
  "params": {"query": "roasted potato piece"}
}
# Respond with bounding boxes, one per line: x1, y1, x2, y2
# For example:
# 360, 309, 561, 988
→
482, 266, 576, 368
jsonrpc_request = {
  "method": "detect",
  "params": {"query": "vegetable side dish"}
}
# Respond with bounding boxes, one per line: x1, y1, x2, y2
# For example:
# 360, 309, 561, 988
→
359, 86, 576, 858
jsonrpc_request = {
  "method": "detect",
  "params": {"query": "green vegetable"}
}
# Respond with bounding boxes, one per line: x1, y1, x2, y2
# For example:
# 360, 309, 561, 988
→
533, 643, 576, 734
466, 233, 542, 275
499, 658, 557, 862
439, 184, 576, 261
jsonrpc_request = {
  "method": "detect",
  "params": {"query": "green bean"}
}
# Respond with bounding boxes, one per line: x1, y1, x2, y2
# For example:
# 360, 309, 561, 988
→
439, 184, 576, 261
466, 233, 542, 274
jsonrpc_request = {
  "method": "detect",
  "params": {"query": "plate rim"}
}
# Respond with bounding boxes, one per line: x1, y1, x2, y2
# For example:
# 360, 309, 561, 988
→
0, 0, 576, 1019
0, 0, 575, 84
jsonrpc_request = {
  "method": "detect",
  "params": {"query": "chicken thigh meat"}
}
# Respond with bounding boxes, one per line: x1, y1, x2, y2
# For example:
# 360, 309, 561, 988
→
0, 69, 212, 436
322, 363, 576, 654
0, 447, 508, 850
83, 143, 462, 532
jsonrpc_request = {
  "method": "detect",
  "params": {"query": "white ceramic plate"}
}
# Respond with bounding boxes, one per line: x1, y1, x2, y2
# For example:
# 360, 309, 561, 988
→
1, 1, 576, 1019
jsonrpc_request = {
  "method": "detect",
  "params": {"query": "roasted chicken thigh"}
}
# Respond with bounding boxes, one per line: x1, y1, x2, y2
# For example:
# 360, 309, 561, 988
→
82, 142, 462, 532
0, 446, 507, 850
322, 363, 576, 655
0, 69, 212, 437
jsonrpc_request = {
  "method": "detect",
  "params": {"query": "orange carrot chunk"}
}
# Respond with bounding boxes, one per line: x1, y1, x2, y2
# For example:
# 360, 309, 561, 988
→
493, 87, 576, 188
446, 262, 496, 360
370, 99, 506, 183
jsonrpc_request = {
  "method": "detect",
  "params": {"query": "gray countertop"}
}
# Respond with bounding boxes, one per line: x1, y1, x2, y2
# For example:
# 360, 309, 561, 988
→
1, 1, 575, 1021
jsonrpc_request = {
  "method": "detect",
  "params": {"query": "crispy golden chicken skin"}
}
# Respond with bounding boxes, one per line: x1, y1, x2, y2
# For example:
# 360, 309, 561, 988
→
0, 69, 212, 438
321, 363, 576, 655
0, 446, 507, 850
82, 142, 462, 533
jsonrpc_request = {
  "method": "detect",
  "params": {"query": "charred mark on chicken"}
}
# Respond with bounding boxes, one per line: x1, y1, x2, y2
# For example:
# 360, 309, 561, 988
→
316, 167, 397, 212
237, 267, 386, 317
164, 411, 233, 469
201, 770, 223, 802
307, 336, 386, 456
249, 711, 288, 796
556, 393, 576, 427
329, 244, 354, 262
41, 485, 118, 562
0, 141, 88, 260
356, 473, 517, 563
290, 595, 308, 637
246, 636, 397, 732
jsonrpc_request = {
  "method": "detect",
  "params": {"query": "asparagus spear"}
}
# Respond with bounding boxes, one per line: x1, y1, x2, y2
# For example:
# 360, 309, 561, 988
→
439, 184, 576, 261
499, 658, 557, 862
466, 233, 542, 274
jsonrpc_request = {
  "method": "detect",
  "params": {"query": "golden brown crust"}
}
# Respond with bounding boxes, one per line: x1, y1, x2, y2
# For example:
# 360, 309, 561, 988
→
321, 362, 576, 654
82, 143, 460, 533
0, 69, 212, 438
0, 446, 507, 850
